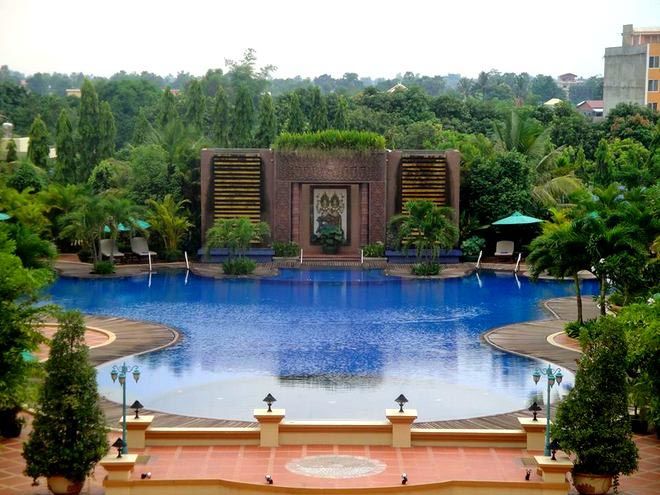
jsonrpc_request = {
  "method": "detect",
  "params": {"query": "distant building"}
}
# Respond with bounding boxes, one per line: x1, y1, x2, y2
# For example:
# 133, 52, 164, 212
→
65, 88, 81, 98
543, 98, 563, 107
604, 24, 660, 114
556, 73, 580, 97
386, 83, 407, 93
576, 100, 604, 121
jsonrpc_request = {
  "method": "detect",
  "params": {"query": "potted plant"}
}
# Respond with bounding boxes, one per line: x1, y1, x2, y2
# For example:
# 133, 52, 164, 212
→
23, 311, 109, 495
315, 225, 345, 254
551, 317, 638, 495
460, 236, 485, 262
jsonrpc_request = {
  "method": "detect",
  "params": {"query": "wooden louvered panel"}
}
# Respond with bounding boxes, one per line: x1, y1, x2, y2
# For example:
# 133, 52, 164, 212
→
212, 154, 262, 223
400, 156, 448, 209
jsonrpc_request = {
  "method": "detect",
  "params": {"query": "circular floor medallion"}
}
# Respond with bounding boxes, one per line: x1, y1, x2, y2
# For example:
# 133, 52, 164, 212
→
285, 455, 386, 479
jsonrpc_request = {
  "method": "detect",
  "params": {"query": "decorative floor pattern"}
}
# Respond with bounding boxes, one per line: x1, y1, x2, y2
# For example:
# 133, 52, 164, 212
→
285, 454, 386, 479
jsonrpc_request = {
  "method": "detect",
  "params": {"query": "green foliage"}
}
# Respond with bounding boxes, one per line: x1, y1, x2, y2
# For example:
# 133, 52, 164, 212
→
211, 86, 230, 146
389, 200, 458, 261
231, 85, 255, 147
7, 160, 46, 192
0, 226, 53, 433
492, 110, 548, 157
92, 260, 115, 274
27, 115, 50, 169
552, 317, 638, 476
459, 236, 485, 256
98, 101, 116, 160
564, 319, 597, 339
362, 242, 385, 258
206, 218, 270, 257
5, 139, 18, 162
54, 110, 77, 183
286, 93, 306, 133
128, 144, 175, 203
309, 87, 328, 132
327, 94, 348, 130
462, 151, 534, 226
132, 107, 152, 146
255, 93, 277, 148
158, 87, 178, 129
87, 158, 131, 194
222, 257, 257, 275
78, 79, 100, 179
5, 223, 56, 269
145, 194, 193, 253
184, 80, 205, 131
411, 261, 441, 276
23, 311, 109, 482
273, 241, 300, 257
274, 130, 386, 151
314, 224, 344, 252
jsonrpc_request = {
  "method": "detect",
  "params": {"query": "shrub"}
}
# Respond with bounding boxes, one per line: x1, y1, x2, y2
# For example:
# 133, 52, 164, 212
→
411, 261, 441, 276
77, 247, 92, 263
222, 257, 256, 275
23, 311, 109, 483
92, 260, 115, 274
162, 248, 181, 262
273, 241, 300, 257
552, 316, 638, 477
460, 236, 486, 257
274, 130, 386, 151
362, 242, 385, 258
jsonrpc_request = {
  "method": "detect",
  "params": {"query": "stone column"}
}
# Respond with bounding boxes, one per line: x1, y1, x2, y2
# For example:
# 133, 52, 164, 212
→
291, 184, 300, 244
254, 408, 286, 447
534, 455, 573, 483
517, 417, 548, 451
100, 453, 138, 482
119, 415, 154, 450
386, 409, 417, 448
360, 184, 369, 246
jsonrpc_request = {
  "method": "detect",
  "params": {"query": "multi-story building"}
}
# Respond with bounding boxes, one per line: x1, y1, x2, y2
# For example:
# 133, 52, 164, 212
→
604, 24, 660, 114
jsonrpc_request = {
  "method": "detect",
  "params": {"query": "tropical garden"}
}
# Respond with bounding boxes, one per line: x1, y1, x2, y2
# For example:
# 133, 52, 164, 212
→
0, 51, 659, 489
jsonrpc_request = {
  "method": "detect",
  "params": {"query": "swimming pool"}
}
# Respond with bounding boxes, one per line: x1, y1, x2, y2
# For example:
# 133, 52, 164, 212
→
48, 269, 598, 421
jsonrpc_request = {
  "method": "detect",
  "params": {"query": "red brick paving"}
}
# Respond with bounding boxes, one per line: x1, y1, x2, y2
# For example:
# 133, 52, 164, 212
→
2, 415, 658, 494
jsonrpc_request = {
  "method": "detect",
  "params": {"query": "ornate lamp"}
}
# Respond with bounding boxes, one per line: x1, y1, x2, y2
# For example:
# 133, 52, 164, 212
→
528, 401, 542, 421
263, 393, 276, 412
112, 437, 126, 458
549, 439, 561, 461
395, 394, 408, 413
131, 400, 144, 419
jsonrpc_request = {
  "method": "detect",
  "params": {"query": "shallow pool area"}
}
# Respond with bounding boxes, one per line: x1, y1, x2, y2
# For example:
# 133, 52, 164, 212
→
47, 269, 597, 421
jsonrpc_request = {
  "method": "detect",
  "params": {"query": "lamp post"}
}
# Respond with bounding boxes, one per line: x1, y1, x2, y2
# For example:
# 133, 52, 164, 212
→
532, 364, 563, 456
110, 362, 141, 454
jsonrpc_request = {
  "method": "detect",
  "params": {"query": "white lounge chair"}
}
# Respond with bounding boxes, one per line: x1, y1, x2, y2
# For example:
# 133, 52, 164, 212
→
494, 240, 515, 257
130, 237, 157, 257
99, 239, 124, 259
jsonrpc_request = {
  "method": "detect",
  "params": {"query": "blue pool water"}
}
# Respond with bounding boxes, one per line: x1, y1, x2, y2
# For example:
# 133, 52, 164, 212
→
48, 270, 598, 421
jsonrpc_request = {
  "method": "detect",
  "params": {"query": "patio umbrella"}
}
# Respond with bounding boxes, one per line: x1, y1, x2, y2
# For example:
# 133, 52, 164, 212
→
492, 211, 543, 226
103, 219, 151, 233
0, 212, 11, 221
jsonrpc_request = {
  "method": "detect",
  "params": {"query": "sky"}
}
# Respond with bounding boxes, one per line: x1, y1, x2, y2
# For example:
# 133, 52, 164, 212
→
0, 0, 658, 80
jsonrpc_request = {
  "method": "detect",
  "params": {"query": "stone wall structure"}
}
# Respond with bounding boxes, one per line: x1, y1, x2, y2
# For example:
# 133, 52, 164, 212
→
200, 148, 460, 255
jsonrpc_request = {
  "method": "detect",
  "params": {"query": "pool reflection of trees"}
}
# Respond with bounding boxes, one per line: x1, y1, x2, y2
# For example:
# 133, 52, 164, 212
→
278, 374, 384, 389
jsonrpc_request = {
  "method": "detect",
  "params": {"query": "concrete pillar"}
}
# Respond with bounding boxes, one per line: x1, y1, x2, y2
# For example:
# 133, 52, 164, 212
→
517, 417, 548, 452
119, 415, 154, 450
254, 408, 285, 447
100, 453, 138, 482
386, 409, 417, 448
534, 455, 573, 484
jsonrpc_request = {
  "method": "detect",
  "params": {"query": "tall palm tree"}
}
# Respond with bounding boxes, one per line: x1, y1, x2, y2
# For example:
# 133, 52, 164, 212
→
527, 211, 591, 323
492, 110, 549, 157
145, 195, 193, 256
101, 196, 140, 263
390, 200, 458, 262
59, 195, 107, 262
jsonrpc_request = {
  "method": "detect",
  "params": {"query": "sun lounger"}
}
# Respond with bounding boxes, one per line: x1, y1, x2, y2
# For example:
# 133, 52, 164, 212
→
99, 239, 124, 258
494, 240, 515, 256
130, 237, 157, 257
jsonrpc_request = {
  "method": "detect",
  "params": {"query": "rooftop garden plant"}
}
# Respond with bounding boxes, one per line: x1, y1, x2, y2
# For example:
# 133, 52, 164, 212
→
274, 130, 386, 151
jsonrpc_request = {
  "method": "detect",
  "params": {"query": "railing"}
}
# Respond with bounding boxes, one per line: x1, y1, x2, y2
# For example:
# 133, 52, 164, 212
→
514, 252, 522, 273
147, 251, 153, 272
475, 250, 483, 269
300, 249, 303, 264
361, 249, 364, 264
184, 251, 190, 270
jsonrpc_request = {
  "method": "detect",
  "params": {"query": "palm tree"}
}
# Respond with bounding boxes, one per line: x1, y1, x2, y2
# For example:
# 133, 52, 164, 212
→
390, 200, 458, 261
457, 78, 472, 100
102, 196, 140, 263
59, 195, 107, 262
145, 195, 193, 256
492, 110, 549, 157
527, 211, 591, 323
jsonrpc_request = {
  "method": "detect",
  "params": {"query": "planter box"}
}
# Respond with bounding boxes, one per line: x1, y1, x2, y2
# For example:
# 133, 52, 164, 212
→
198, 248, 274, 263
386, 249, 462, 264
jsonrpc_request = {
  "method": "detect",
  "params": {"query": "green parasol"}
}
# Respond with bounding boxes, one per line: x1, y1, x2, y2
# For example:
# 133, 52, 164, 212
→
0, 212, 11, 221
492, 211, 543, 226
103, 219, 151, 233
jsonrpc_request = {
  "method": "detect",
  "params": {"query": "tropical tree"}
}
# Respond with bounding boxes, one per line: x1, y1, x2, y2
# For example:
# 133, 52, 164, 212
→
286, 93, 305, 133
5, 139, 18, 162
184, 79, 205, 132
527, 211, 591, 323
205, 217, 270, 259
231, 85, 254, 147
23, 311, 108, 485
211, 86, 230, 146
54, 110, 77, 183
493, 110, 549, 157
132, 107, 153, 146
78, 79, 100, 179
97, 101, 116, 160
59, 195, 107, 262
158, 87, 178, 129
309, 87, 328, 132
102, 196, 140, 262
389, 200, 458, 261
255, 93, 277, 147
145, 194, 193, 258
27, 115, 50, 169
